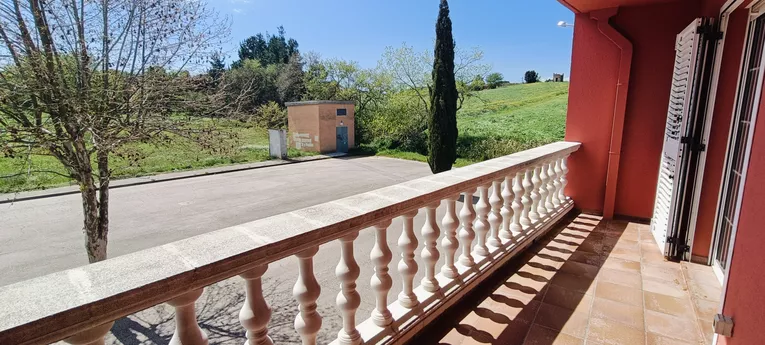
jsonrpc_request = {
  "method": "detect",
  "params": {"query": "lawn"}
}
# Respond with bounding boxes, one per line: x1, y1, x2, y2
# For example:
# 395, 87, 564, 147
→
0, 121, 315, 193
375, 82, 569, 164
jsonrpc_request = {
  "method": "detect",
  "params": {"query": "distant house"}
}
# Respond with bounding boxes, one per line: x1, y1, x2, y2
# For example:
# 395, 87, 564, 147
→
552, 73, 565, 82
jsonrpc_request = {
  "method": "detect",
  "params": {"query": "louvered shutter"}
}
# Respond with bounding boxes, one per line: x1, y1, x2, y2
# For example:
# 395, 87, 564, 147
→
650, 19, 704, 254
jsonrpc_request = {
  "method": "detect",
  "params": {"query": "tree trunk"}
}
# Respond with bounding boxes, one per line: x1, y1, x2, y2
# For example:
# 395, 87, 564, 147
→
77, 148, 110, 263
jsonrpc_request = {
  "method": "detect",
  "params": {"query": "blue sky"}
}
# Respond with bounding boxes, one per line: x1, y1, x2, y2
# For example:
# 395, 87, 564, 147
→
210, 0, 575, 82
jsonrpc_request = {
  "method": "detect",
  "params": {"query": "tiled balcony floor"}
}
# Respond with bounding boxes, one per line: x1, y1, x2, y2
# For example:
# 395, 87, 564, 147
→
412, 213, 722, 345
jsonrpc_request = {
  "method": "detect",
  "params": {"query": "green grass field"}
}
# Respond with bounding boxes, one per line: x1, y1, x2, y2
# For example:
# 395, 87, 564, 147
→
0, 121, 315, 193
376, 82, 569, 164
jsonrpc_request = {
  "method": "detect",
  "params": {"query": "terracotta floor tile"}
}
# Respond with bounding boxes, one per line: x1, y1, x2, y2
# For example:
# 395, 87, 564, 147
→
601, 257, 641, 273
558, 261, 599, 279
645, 310, 703, 343
642, 275, 689, 298
646, 332, 698, 345
643, 291, 696, 320
596, 268, 642, 289
698, 318, 714, 345
590, 297, 645, 330
550, 272, 596, 295
542, 284, 593, 314
691, 297, 719, 322
605, 247, 641, 262
567, 251, 605, 267
586, 317, 645, 345
518, 264, 558, 281
687, 279, 722, 302
506, 272, 550, 295
533, 302, 589, 338
594, 281, 643, 307
683, 265, 719, 284
642, 263, 684, 282
524, 324, 584, 345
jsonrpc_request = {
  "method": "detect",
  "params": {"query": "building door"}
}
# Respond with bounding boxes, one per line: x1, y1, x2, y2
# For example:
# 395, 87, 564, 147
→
651, 18, 719, 260
712, 7, 765, 281
336, 126, 349, 153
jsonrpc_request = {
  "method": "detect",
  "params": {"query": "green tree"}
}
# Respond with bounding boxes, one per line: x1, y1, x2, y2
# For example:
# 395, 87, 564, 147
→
208, 53, 226, 86
470, 75, 486, 91
277, 53, 306, 103
524, 70, 540, 83
428, 0, 459, 174
235, 26, 299, 67
486, 72, 504, 89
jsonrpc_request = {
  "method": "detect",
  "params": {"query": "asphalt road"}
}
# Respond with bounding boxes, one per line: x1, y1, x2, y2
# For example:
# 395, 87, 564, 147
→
1, 156, 466, 344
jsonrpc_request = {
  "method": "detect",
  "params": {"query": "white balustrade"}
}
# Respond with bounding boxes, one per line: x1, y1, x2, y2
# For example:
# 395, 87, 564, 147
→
559, 155, 569, 202
3, 142, 581, 345
371, 220, 393, 327
473, 184, 491, 257
552, 159, 563, 207
538, 163, 550, 217
168, 289, 208, 345
488, 180, 504, 247
511, 173, 524, 236
529, 167, 542, 222
521, 170, 534, 228
421, 203, 442, 292
500, 176, 514, 242
398, 211, 419, 308
241, 265, 273, 345
440, 194, 461, 279
336, 232, 362, 345
458, 188, 477, 267
294, 247, 322, 345
546, 161, 557, 211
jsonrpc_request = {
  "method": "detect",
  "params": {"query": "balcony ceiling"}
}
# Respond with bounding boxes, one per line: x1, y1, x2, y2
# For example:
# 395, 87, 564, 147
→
559, 0, 680, 13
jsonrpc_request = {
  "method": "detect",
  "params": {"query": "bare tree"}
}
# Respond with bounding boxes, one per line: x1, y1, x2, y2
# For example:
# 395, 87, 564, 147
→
0, 0, 241, 262
380, 43, 490, 113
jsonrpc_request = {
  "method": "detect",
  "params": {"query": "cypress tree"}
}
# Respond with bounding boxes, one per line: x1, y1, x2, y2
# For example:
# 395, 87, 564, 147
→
428, 0, 459, 174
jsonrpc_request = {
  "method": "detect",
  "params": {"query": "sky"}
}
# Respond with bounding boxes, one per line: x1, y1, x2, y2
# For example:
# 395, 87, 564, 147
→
209, 0, 575, 82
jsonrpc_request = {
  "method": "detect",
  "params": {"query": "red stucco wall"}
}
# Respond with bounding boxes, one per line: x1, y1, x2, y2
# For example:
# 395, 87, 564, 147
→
564, 13, 620, 214
716, 75, 765, 345
691, 7, 749, 260
565, 0, 699, 218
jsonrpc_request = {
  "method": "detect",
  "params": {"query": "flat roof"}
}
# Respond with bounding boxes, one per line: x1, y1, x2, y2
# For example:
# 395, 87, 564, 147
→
285, 100, 356, 106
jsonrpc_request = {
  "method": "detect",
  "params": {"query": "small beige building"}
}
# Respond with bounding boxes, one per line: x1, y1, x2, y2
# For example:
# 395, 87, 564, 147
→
285, 101, 355, 153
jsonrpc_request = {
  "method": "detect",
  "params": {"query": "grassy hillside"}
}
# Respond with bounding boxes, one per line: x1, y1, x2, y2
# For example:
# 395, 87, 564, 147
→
378, 82, 569, 163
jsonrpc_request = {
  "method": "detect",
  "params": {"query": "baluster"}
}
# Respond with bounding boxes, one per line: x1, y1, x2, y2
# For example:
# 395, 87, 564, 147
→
511, 173, 524, 236
552, 159, 562, 207
371, 220, 393, 327
168, 289, 208, 345
398, 210, 419, 308
559, 155, 569, 201
241, 265, 273, 345
500, 175, 515, 242
458, 188, 477, 267
529, 166, 542, 223
63, 322, 114, 345
537, 163, 550, 218
473, 184, 491, 257
520, 170, 533, 229
489, 180, 504, 247
421, 203, 442, 292
336, 232, 362, 345
546, 160, 557, 211
294, 246, 322, 345
441, 195, 461, 278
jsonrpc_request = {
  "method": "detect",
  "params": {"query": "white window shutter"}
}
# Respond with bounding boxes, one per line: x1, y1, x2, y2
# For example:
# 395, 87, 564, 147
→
651, 19, 704, 255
